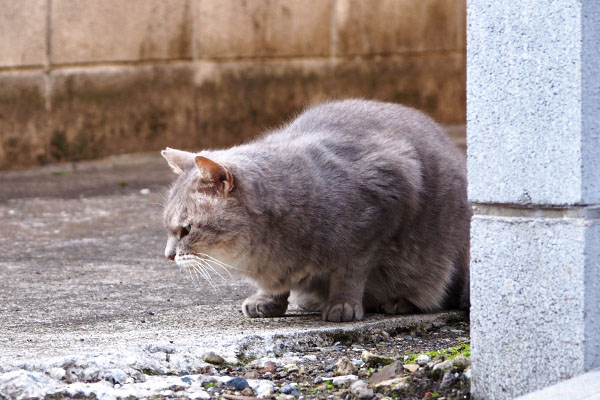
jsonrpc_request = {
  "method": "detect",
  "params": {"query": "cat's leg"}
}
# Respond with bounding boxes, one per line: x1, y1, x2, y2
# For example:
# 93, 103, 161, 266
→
289, 290, 324, 312
322, 262, 370, 322
379, 298, 417, 314
242, 290, 289, 318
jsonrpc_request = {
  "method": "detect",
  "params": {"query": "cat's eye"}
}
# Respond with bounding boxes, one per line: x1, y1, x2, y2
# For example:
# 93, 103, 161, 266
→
180, 225, 191, 238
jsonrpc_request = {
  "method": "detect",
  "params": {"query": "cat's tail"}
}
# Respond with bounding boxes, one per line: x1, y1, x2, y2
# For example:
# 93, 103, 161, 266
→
444, 246, 470, 312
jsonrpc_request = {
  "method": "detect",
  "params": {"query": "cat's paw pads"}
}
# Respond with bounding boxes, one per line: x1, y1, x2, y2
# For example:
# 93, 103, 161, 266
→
242, 295, 287, 318
322, 302, 364, 322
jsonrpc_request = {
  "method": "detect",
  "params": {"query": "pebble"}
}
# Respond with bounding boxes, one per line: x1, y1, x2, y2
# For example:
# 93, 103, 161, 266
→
241, 387, 255, 396
440, 371, 457, 388
332, 374, 358, 386
403, 363, 420, 374
370, 361, 402, 385
48, 367, 66, 381
279, 384, 301, 396
361, 350, 394, 366
432, 356, 470, 374
260, 361, 276, 374
372, 376, 411, 391
139, 188, 150, 195
190, 390, 211, 399
351, 344, 365, 352
334, 357, 355, 376
181, 376, 194, 385
226, 377, 250, 390
251, 380, 275, 398
350, 380, 374, 399
284, 364, 299, 373
244, 370, 259, 379
463, 367, 472, 381
103, 369, 127, 385
415, 354, 431, 366
203, 352, 225, 365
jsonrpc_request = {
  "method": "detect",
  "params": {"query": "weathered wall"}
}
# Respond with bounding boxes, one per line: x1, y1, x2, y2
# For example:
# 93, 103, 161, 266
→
0, 0, 466, 169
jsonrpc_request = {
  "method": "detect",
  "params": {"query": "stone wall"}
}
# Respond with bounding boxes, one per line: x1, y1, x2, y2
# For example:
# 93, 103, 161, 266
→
0, 0, 466, 169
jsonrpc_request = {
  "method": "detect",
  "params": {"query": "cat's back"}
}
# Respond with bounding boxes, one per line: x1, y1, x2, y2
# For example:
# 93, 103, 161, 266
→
264, 100, 462, 168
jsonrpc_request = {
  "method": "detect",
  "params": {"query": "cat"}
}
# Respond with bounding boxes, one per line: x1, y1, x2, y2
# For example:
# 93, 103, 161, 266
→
161, 99, 470, 322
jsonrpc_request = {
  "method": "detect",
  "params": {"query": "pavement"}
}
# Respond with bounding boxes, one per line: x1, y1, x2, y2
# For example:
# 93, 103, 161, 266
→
0, 152, 465, 398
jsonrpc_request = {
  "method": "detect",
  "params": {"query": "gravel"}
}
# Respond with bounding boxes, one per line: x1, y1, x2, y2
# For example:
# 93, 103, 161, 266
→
0, 317, 470, 399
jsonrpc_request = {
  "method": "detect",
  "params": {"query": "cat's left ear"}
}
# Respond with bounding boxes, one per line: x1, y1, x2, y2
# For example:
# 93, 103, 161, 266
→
195, 156, 235, 196
161, 147, 195, 175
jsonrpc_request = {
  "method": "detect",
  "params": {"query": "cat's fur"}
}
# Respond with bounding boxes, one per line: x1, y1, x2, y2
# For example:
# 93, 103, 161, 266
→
161, 99, 470, 322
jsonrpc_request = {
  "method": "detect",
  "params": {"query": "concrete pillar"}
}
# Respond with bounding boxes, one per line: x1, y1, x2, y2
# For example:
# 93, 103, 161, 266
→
467, 1, 600, 399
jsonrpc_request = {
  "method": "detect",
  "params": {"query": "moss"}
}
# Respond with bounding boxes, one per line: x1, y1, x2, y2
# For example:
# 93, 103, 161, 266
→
405, 344, 470, 364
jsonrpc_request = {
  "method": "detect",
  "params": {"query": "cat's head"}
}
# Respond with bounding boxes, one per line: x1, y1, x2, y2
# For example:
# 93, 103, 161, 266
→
161, 147, 250, 271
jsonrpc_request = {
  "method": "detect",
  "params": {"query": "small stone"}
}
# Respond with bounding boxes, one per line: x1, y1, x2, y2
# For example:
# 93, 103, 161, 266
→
427, 356, 444, 369
48, 367, 66, 381
203, 352, 225, 365
284, 364, 299, 374
403, 363, 420, 374
241, 387, 255, 396
280, 384, 300, 396
351, 344, 365, 352
226, 377, 250, 390
190, 390, 210, 399
369, 361, 402, 385
432, 356, 470, 374
463, 367, 472, 381
361, 350, 394, 366
372, 376, 411, 391
260, 361, 276, 374
103, 369, 127, 385
332, 374, 358, 386
252, 380, 275, 398
200, 377, 217, 387
415, 354, 431, 366
181, 376, 193, 385
440, 371, 456, 388
334, 357, 355, 376
244, 370, 259, 379
140, 188, 150, 195
350, 379, 374, 399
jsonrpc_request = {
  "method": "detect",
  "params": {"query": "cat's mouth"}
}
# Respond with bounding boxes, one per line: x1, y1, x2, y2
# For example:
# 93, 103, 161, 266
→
174, 253, 242, 284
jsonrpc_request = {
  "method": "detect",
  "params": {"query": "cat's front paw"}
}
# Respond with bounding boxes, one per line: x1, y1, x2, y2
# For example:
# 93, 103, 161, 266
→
322, 301, 364, 322
242, 293, 288, 318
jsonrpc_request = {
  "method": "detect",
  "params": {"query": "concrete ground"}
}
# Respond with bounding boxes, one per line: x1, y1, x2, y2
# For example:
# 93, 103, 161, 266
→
0, 153, 464, 397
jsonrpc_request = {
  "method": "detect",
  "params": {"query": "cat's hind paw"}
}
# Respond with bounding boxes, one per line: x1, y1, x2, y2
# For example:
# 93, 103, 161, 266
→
322, 302, 364, 322
242, 293, 288, 318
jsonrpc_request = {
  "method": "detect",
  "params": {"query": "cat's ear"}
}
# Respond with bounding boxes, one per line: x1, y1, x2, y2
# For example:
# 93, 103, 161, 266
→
161, 147, 195, 175
194, 156, 235, 195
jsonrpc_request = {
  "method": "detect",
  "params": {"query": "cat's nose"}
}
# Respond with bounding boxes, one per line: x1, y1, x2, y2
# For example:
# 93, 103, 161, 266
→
165, 248, 176, 261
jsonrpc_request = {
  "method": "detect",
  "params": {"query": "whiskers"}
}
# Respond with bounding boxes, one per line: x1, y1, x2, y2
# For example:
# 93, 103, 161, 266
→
174, 253, 242, 289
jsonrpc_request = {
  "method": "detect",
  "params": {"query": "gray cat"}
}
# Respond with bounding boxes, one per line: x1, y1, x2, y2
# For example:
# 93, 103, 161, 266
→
161, 99, 470, 322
